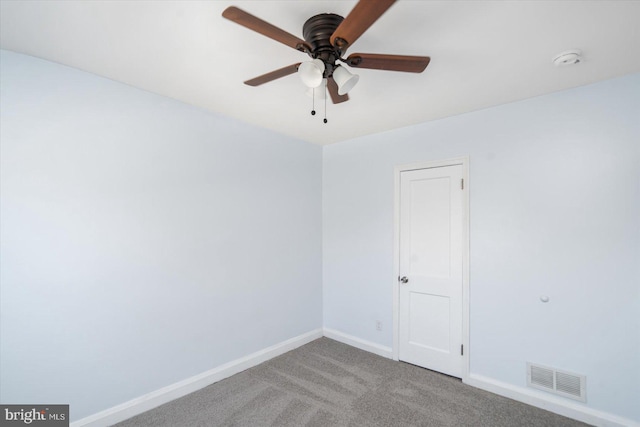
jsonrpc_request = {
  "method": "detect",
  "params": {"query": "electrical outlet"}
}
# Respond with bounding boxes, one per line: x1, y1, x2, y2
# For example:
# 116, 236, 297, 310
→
376, 321, 383, 331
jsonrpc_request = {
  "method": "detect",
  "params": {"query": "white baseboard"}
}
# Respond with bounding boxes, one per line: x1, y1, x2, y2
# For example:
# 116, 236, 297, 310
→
71, 329, 323, 427
322, 328, 393, 359
70, 329, 637, 427
465, 373, 639, 427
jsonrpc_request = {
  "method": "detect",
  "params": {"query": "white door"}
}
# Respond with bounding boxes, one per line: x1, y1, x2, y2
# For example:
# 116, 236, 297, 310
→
398, 164, 464, 378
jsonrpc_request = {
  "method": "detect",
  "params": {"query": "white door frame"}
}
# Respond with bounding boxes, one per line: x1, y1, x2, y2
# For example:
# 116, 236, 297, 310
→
392, 156, 470, 381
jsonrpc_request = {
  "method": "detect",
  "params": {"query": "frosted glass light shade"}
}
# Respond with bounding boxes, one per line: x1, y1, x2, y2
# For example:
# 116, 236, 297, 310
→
306, 79, 327, 99
298, 59, 325, 88
333, 66, 359, 95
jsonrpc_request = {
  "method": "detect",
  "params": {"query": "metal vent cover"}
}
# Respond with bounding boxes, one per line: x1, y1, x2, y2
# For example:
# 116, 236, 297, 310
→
527, 363, 586, 402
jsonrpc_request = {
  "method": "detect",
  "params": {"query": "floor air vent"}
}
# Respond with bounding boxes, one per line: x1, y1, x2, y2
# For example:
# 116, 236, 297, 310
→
527, 363, 586, 402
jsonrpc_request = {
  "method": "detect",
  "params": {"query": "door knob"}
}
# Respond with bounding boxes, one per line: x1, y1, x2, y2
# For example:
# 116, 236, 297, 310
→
399, 276, 409, 284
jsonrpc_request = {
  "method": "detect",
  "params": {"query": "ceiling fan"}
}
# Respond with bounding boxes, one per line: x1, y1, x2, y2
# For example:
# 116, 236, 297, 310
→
221, 0, 431, 106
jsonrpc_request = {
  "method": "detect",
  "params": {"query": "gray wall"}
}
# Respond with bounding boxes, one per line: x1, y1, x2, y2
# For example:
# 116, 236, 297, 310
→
0, 50, 323, 421
323, 73, 640, 421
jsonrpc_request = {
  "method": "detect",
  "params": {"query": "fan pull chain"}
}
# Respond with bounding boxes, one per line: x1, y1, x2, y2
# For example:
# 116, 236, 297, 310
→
323, 94, 327, 123
322, 79, 328, 123
309, 82, 327, 123
323, 80, 328, 123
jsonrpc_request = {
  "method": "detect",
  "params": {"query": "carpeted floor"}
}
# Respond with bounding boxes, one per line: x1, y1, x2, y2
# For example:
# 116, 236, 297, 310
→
115, 338, 590, 426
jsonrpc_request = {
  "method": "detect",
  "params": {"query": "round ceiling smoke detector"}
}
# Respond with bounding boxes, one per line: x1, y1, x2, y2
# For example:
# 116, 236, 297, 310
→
553, 50, 582, 66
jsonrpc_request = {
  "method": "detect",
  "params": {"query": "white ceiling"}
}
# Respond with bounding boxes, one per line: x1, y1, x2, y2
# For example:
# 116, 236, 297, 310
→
2, 1, 639, 145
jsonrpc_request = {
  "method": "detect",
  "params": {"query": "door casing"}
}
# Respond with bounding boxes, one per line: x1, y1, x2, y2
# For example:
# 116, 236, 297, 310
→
392, 157, 470, 381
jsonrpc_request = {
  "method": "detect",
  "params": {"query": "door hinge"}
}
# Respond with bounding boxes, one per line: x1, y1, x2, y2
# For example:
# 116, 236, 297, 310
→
461, 344, 464, 356
461, 178, 464, 190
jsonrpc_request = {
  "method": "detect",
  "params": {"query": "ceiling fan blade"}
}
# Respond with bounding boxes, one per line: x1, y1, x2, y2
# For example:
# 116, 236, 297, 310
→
330, 0, 396, 51
345, 53, 430, 73
244, 63, 301, 86
327, 77, 349, 104
222, 7, 310, 52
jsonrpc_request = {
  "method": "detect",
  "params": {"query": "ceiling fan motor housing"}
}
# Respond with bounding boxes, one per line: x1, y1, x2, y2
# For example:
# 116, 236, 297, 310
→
303, 13, 345, 77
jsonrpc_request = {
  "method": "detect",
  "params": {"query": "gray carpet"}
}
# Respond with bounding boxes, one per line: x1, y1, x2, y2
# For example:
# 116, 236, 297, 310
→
115, 338, 590, 426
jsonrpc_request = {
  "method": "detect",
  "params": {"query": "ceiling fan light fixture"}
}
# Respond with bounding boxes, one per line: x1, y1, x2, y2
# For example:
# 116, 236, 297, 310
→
298, 59, 325, 88
333, 65, 359, 95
